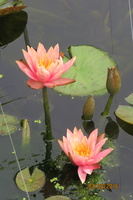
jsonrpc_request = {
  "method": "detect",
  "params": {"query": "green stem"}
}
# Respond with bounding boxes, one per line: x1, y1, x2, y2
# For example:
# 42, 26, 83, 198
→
42, 87, 53, 141
23, 26, 30, 48
101, 94, 114, 116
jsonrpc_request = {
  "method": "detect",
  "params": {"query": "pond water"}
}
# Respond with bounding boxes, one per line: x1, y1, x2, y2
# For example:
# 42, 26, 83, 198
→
0, 0, 133, 200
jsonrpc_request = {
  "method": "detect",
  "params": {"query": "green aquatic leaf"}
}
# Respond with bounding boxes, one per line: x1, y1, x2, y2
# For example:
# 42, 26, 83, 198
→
0, 11, 27, 46
0, 0, 9, 6
16, 167, 45, 192
125, 93, 133, 105
45, 196, 71, 200
115, 105, 133, 124
54, 45, 116, 96
0, 0, 26, 16
0, 113, 18, 135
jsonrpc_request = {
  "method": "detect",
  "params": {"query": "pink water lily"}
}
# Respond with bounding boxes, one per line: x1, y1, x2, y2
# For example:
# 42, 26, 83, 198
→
16, 43, 76, 89
58, 128, 114, 184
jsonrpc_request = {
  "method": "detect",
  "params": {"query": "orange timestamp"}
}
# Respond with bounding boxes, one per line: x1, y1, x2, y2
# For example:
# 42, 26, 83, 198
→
88, 183, 119, 190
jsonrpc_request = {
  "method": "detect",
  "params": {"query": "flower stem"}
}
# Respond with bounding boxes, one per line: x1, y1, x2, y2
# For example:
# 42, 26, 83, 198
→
101, 94, 114, 116
42, 87, 53, 141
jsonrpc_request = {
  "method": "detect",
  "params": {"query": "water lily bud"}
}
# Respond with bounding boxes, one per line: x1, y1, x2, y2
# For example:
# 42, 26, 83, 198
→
82, 95, 95, 120
106, 66, 121, 95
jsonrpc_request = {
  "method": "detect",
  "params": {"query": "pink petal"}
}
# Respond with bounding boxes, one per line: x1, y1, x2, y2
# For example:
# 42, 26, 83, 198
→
37, 43, 46, 57
47, 45, 59, 60
16, 60, 29, 73
36, 67, 50, 82
78, 166, 87, 184
27, 79, 44, 89
93, 148, 114, 163
24, 68, 39, 81
48, 59, 65, 81
69, 152, 88, 166
63, 56, 76, 72
94, 138, 108, 155
82, 165, 94, 175
92, 163, 100, 170
78, 164, 101, 183
57, 139, 64, 151
66, 129, 74, 141
43, 82, 56, 88
53, 77, 76, 86
54, 44, 59, 58
27, 46, 38, 72
16, 60, 38, 81
96, 133, 105, 144
87, 129, 98, 152
16, 60, 40, 81
22, 49, 36, 72
49, 68, 64, 81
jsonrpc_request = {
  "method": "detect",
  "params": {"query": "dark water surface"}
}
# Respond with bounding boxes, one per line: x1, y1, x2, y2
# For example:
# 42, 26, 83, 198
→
0, 0, 133, 199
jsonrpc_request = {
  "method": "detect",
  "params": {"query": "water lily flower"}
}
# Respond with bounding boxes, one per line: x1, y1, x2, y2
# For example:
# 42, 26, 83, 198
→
16, 43, 76, 89
58, 128, 113, 184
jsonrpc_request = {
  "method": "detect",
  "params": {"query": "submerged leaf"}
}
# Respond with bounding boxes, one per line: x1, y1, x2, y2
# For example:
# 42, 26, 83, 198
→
0, 1, 26, 16
125, 93, 133, 105
115, 105, 133, 124
54, 45, 116, 96
45, 196, 71, 200
0, 114, 18, 124
16, 167, 45, 192
0, 113, 18, 135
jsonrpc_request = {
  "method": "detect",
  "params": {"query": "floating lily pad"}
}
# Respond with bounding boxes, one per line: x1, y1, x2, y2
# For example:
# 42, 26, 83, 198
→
45, 195, 71, 200
54, 45, 116, 96
0, 11, 27, 46
0, 0, 26, 16
115, 105, 133, 124
0, 113, 18, 135
125, 93, 133, 105
16, 167, 45, 192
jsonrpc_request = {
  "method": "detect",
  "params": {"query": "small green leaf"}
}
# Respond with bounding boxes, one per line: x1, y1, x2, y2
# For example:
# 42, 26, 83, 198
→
115, 105, 133, 124
54, 45, 116, 96
0, 114, 18, 124
0, 114, 18, 135
45, 196, 71, 200
16, 167, 45, 192
125, 93, 133, 105
0, 124, 17, 135
0, 74, 3, 78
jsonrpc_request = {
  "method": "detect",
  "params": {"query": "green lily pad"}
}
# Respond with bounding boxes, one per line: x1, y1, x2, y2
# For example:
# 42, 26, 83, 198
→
54, 45, 116, 96
0, 0, 26, 16
115, 105, 133, 124
0, 114, 18, 135
16, 167, 45, 192
0, 11, 27, 46
125, 93, 133, 105
45, 196, 71, 200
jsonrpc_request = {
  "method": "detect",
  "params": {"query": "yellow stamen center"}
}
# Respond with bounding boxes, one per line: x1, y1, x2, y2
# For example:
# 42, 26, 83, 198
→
74, 142, 90, 157
39, 56, 52, 69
